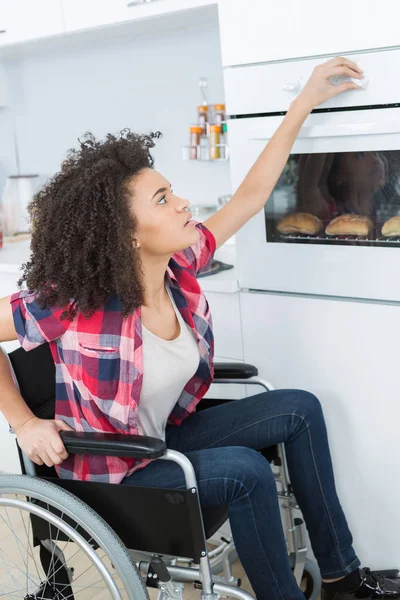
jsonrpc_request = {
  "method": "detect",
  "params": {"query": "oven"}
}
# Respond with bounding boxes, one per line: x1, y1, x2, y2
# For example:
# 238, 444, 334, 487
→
225, 47, 400, 302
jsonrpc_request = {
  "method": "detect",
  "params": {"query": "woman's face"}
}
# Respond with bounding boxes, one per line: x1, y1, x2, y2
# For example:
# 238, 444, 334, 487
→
129, 168, 199, 256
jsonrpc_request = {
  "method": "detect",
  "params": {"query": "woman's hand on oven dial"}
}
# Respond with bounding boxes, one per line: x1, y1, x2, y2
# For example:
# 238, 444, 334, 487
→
296, 56, 363, 112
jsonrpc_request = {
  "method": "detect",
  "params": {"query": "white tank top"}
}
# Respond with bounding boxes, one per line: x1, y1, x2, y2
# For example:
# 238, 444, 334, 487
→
138, 286, 200, 441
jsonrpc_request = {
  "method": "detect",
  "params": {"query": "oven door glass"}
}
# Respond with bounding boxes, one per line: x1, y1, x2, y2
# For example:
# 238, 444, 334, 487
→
267, 150, 400, 247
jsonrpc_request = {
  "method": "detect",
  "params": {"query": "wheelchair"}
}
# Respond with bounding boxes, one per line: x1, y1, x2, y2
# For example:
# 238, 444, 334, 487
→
0, 342, 321, 599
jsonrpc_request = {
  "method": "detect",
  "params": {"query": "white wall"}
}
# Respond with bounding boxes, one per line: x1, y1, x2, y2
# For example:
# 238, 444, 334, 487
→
0, 19, 231, 205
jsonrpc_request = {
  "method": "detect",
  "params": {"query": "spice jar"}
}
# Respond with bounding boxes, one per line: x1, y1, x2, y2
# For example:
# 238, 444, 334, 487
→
213, 103, 225, 127
189, 126, 202, 159
209, 124, 221, 160
197, 105, 209, 135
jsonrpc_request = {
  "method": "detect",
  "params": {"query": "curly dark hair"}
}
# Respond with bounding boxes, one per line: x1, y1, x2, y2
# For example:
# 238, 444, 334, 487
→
18, 129, 161, 321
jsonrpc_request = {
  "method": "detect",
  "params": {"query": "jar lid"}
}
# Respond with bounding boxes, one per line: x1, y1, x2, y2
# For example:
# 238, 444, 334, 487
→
213, 104, 225, 111
197, 105, 209, 113
209, 124, 221, 132
190, 125, 203, 133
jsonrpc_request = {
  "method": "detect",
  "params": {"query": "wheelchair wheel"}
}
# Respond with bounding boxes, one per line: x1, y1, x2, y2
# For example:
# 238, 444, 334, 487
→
0, 474, 149, 600
289, 554, 321, 600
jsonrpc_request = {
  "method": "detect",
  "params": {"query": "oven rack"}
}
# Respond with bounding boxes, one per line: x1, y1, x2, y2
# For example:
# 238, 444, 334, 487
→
276, 233, 400, 244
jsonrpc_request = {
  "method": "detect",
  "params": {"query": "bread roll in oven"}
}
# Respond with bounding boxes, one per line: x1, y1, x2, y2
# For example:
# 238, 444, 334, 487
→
381, 216, 400, 237
325, 215, 373, 236
277, 212, 322, 235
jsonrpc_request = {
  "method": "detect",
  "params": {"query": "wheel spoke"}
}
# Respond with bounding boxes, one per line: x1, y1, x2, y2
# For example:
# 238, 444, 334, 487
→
18, 501, 43, 583
1, 506, 39, 589
0, 544, 40, 588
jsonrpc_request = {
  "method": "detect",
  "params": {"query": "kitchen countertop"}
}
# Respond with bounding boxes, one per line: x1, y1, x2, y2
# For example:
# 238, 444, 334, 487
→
202, 244, 239, 293
0, 238, 240, 294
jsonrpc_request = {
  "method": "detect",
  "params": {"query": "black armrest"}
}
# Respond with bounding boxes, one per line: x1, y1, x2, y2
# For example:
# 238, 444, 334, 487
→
213, 362, 258, 380
60, 431, 167, 459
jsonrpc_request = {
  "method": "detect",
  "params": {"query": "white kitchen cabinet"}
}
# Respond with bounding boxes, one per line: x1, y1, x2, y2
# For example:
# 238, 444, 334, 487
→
201, 290, 245, 401
206, 290, 243, 361
218, 0, 400, 67
0, 0, 64, 47
240, 290, 400, 568
62, 0, 216, 34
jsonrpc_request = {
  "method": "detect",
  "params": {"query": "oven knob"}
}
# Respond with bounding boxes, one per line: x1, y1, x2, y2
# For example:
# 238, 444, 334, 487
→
351, 75, 369, 89
330, 74, 369, 89
283, 81, 301, 93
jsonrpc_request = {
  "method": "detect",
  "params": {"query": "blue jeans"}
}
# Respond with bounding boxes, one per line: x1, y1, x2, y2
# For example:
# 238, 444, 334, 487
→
123, 391, 360, 600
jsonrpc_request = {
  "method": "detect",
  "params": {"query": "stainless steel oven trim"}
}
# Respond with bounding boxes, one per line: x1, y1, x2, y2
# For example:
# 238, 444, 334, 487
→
224, 44, 400, 71
243, 288, 400, 308
252, 120, 400, 140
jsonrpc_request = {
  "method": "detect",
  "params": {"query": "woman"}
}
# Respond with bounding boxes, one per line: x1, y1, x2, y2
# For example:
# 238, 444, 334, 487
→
0, 57, 398, 600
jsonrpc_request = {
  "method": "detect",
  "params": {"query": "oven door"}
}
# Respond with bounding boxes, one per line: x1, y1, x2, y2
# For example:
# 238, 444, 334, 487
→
230, 107, 400, 301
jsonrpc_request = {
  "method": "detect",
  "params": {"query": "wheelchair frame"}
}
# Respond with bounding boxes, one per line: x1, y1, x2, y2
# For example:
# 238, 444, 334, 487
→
18, 371, 311, 600
3, 343, 317, 600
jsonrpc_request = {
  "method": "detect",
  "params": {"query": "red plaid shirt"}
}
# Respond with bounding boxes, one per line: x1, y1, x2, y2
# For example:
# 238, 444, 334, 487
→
11, 223, 216, 483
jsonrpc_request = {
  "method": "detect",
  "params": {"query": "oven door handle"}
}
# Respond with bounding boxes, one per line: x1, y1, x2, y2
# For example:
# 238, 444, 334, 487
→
252, 120, 400, 140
